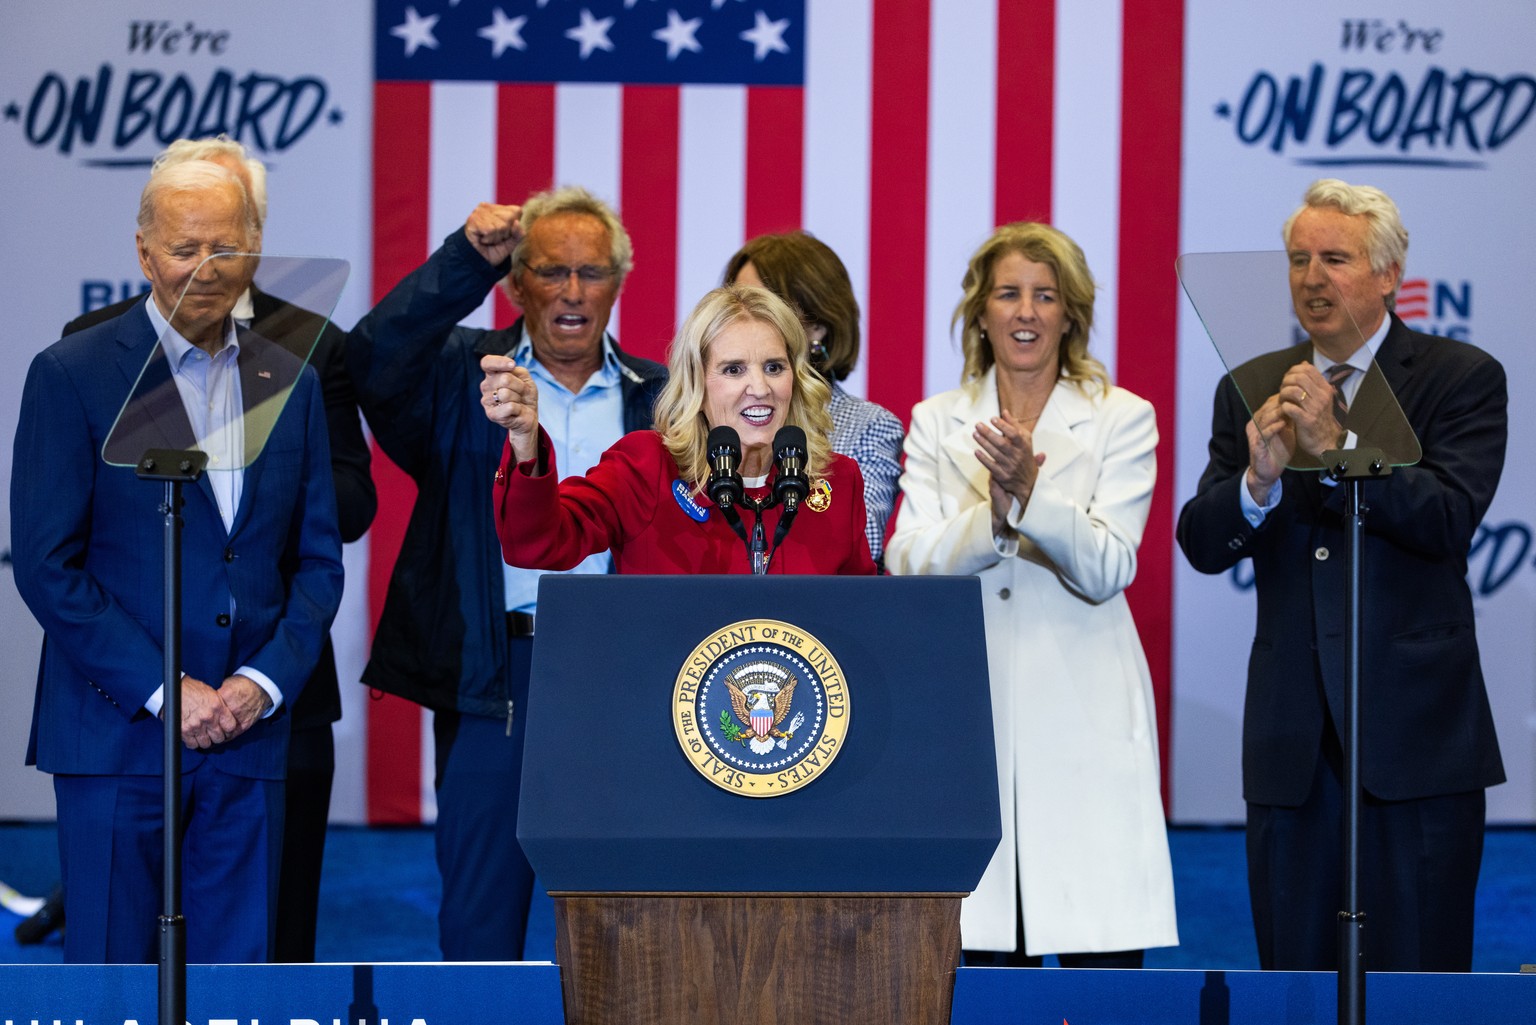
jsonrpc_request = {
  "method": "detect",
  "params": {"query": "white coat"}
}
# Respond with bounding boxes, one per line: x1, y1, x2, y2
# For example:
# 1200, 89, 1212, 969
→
886, 370, 1178, 955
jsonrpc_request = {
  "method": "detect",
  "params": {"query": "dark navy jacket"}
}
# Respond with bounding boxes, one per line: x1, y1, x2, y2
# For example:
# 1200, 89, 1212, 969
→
348, 228, 667, 719
1177, 316, 1506, 805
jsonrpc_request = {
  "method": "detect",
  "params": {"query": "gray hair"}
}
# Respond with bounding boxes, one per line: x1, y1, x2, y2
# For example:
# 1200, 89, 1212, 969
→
137, 161, 259, 246
1283, 178, 1409, 306
151, 135, 268, 227
511, 185, 634, 285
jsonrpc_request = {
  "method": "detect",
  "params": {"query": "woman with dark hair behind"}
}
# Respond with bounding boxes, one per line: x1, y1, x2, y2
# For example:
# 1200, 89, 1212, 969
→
724, 231, 904, 569
887, 222, 1177, 967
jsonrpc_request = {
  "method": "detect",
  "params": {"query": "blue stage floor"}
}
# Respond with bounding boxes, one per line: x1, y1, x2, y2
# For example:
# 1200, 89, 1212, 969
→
1, 822, 1532, 971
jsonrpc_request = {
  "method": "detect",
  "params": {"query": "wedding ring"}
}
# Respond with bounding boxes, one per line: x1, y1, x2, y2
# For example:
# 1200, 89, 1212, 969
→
1299, 389, 1308, 403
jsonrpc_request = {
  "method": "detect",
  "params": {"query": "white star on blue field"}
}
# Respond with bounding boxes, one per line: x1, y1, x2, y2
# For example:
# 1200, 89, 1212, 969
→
377, 0, 803, 86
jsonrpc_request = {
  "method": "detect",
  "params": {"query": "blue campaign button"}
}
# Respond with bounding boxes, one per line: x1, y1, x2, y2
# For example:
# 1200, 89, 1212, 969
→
673, 479, 710, 523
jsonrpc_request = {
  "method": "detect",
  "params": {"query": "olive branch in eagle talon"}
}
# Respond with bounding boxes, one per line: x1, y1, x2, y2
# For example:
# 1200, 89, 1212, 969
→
722, 662, 799, 748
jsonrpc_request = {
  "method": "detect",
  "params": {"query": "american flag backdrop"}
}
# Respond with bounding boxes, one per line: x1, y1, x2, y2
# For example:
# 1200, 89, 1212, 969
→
365, 0, 1185, 822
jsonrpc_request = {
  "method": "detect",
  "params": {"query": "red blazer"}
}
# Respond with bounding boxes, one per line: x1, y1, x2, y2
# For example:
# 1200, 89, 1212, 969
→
494, 428, 877, 576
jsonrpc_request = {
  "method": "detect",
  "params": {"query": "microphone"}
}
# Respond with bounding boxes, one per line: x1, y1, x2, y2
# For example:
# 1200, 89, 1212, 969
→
772, 426, 809, 513
706, 425, 744, 511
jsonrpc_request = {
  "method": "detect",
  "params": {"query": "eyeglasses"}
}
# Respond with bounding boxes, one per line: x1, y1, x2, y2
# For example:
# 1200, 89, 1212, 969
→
526, 264, 617, 289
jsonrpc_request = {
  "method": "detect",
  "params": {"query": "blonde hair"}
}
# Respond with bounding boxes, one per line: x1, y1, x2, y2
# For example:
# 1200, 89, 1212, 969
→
952, 221, 1108, 393
653, 285, 833, 490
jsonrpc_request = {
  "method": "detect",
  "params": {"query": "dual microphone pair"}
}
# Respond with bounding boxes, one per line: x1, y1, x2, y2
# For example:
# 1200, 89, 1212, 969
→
705, 425, 810, 575
706, 425, 809, 513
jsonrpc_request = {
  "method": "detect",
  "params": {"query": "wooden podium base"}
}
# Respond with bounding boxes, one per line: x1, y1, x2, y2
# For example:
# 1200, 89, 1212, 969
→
552, 893, 963, 1025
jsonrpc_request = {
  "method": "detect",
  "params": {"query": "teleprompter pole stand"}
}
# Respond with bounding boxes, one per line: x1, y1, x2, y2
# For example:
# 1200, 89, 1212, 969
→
1323, 446, 1390, 1025
136, 448, 208, 1025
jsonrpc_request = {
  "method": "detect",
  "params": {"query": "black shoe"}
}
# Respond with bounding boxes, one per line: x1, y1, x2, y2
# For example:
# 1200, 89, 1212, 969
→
14, 886, 64, 945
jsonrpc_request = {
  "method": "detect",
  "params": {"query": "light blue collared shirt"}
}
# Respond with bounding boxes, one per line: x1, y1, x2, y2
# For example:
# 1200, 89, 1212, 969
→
502, 328, 627, 615
1239, 314, 1390, 525
141, 295, 282, 717
146, 296, 245, 529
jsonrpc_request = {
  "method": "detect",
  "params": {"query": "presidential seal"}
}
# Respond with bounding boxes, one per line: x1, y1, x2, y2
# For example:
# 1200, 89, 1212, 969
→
673, 619, 850, 797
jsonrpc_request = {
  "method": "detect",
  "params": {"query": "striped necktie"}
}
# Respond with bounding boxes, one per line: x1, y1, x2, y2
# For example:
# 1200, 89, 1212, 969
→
1325, 363, 1355, 429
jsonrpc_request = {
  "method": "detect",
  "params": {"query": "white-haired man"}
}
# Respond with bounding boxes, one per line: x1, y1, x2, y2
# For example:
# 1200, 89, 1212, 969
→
13, 162, 344, 963
56, 134, 375, 963
1178, 179, 1507, 972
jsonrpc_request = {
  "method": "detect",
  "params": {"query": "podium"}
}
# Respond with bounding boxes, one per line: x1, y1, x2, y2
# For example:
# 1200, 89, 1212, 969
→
520, 575, 1001, 1025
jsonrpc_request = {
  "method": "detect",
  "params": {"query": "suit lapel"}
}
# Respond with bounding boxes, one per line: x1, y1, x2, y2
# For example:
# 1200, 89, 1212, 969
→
940, 375, 998, 503
1230, 341, 1310, 417
237, 329, 292, 462
938, 371, 1095, 500
111, 310, 228, 518
230, 329, 301, 535
1344, 361, 1396, 445
112, 311, 196, 456
1033, 381, 1091, 481
1348, 317, 1421, 464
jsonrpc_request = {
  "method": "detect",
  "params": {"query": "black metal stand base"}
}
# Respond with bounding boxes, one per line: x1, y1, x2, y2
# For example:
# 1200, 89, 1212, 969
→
1322, 446, 1390, 1025
1339, 911, 1366, 1024
137, 449, 206, 1025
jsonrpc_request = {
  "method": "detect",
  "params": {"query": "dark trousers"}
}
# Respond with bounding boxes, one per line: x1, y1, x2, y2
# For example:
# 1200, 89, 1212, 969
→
55, 765, 283, 964
432, 635, 536, 961
274, 723, 334, 962
1246, 730, 1486, 972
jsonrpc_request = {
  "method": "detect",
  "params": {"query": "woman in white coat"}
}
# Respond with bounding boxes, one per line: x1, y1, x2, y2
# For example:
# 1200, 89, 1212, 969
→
886, 222, 1177, 967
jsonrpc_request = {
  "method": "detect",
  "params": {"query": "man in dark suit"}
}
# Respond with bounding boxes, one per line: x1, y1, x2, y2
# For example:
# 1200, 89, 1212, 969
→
348, 188, 666, 960
59, 136, 376, 963
1177, 179, 1506, 972
11, 161, 344, 963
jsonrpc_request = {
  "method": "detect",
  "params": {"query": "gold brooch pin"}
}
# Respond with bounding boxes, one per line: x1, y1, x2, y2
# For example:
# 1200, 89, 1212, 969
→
805, 478, 832, 512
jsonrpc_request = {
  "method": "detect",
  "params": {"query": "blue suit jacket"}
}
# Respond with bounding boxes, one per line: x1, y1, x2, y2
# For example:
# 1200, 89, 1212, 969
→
12, 303, 344, 780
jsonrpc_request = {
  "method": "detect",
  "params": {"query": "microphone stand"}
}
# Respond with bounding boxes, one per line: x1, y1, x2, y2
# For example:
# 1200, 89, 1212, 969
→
136, 448, 208, 1025
1323, 446, 1390, 1025
712, 492, 785, 575
708, 447, 806, 575
748, 503, 770, 575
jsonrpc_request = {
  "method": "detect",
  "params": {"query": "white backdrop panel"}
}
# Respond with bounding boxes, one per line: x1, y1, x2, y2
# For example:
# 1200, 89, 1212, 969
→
1173, 0, 1536, 822
0, 0, 374, 821
2, 0, 1532, 828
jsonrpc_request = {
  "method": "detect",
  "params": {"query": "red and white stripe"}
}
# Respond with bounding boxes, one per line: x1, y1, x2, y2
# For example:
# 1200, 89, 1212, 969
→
366, 0, 1185, 822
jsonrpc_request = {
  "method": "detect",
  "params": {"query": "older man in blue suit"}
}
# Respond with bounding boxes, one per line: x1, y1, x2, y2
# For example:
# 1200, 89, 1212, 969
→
10, 161, 344, 963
